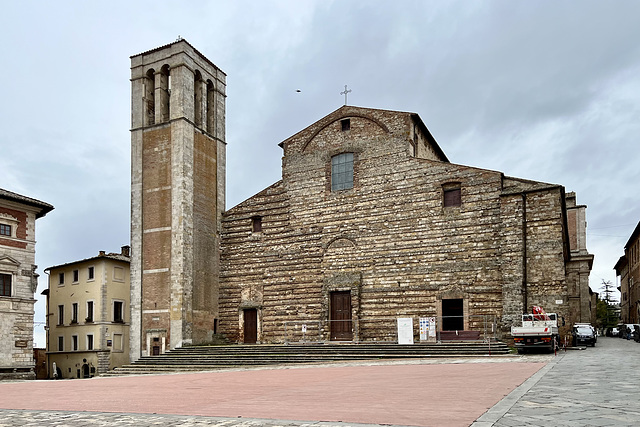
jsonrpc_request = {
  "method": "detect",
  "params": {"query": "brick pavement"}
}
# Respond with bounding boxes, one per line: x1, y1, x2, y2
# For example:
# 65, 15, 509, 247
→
0, 357, 548, 427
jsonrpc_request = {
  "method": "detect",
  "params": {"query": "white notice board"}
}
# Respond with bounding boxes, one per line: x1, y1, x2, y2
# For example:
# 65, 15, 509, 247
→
397, 317, 414, 344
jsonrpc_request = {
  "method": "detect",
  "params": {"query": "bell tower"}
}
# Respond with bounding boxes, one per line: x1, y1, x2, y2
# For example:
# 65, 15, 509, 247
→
129, 39, 226, 360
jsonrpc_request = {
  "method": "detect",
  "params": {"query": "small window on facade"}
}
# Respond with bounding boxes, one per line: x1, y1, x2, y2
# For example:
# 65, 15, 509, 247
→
113, 301, 124, 323
58, 305, 64, 325
87, 334, 94, 350
73, 269, 79, 283
114, 333, 123, 351
331, 153, 354, 191
0, 224, 11, 236
58, 336, 64, 352
252, 216, 263, 233
71, 303, 78, 323
88, 266, 94, 281
59, 272, 64, 285
341, 119, 351, 131
86, 301, 94, 322
114, 266, 124, 282
443, 186, 462, 207
0, 273, 11, 297
72, 335, 78, 351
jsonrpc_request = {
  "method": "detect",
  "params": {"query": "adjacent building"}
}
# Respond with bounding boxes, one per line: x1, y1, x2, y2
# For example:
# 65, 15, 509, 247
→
44, 247, 131, 378
615, 221, 640, 324
0, 188, 53, 380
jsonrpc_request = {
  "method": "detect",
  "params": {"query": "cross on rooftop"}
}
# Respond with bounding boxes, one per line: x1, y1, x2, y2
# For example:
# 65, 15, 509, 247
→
340, 85, 352, 105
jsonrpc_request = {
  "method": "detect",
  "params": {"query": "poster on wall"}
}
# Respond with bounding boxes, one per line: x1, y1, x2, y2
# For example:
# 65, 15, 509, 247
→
428, 317, 436, 337
419, 318, 429, 342
397, 317, 414, 344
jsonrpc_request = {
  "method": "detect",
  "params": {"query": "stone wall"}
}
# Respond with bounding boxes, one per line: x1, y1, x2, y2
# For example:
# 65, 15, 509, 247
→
219, 106, 585, 343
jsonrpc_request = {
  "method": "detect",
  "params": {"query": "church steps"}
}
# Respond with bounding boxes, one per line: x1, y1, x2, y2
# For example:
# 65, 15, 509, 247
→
105, 342, 511, 376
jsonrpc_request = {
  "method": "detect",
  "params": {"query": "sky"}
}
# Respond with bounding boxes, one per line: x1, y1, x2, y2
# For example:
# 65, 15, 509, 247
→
1, 1, 639, 347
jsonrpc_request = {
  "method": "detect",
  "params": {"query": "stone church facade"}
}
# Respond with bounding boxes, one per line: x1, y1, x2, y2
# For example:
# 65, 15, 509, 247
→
129, 40, 592, 358
218, 106, 593, 344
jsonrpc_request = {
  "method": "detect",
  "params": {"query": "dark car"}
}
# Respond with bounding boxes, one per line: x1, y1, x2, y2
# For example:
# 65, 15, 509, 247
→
573, 325, 596, 347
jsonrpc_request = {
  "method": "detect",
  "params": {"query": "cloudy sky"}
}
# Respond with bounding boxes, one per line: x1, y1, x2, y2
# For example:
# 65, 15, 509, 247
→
2, 1, 639, 346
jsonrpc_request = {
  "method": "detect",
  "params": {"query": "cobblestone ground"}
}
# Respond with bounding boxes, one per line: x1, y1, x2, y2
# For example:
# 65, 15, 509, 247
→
473, 336, 640, 427
0, 411, 395, 427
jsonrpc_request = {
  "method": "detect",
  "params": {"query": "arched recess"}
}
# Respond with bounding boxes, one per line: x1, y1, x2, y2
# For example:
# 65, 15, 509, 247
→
321, 236, 361, 341
159, 64, 170, 122
206, 80, 216, 135
144, 69, 155, 126
194, 70, 204, 128
301, 114, 391, 153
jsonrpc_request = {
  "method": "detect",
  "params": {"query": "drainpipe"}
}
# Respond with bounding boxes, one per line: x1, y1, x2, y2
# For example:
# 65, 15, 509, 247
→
522, 193, 528, 314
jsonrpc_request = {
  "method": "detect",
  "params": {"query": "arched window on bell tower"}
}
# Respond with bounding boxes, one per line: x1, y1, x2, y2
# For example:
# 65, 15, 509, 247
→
144, 69, 155, 126
206, 79, 216, 135
194, 70, 205, 129
158, 64, 170, 123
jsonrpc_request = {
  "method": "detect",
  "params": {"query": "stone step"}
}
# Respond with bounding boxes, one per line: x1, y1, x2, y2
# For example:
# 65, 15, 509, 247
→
105, 342, 511, 376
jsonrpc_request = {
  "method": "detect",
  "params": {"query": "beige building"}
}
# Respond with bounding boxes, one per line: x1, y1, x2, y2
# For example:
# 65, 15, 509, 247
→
0, 188, 53, 381
44, 247, 130, 378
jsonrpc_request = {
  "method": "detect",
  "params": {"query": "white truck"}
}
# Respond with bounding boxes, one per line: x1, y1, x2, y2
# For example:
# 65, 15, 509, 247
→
511, 313, 558, 353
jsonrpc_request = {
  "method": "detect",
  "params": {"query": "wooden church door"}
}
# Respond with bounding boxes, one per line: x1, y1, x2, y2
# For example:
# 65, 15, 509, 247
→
330, 291, 352, 341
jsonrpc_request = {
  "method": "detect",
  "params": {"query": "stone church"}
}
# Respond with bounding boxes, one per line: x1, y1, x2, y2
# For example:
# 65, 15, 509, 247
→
129, 40, 593, 360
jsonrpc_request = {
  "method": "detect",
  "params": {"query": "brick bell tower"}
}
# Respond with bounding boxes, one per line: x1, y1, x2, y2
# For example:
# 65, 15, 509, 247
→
129, 39, 226, 361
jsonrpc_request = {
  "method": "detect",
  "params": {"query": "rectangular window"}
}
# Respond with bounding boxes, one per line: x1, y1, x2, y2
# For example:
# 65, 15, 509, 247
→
88, 266, 94, 281
113, 333, 123, 351
341, 118, 351, 131
0, 224, 11, 236
58, 272, 64, 285
331, 153, 354, 191
58, 305, 64, 325
86, 301, 94, 322
71, 303, 78, 323
87, 334, 94, 350
0, 273, 11, 297
72, 335, 78, 351
443, 187, 462, 207
113, 301, 124, 323
252, 216, 263, 233
73, 269, 79, 283
114, 266, 124, 282
58, 336, 64, 352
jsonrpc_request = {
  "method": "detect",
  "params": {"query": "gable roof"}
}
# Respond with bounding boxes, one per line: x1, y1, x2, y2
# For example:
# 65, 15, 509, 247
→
278, 105, 449, 162
0, 188, 54, 218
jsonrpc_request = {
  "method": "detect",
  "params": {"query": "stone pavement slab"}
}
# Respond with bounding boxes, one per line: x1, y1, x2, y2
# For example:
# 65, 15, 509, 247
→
473, 337, 640, 427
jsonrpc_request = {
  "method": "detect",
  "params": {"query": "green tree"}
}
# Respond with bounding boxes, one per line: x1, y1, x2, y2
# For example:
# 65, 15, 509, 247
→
596, 280, 619, 329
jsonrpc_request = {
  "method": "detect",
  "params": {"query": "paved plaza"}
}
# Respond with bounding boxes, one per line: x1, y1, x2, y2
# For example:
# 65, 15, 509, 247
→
0, 337, 638, 426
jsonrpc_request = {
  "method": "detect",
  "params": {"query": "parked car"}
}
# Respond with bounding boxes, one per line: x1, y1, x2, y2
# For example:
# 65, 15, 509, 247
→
610, 327, 619, 337
572, 325, 596, 347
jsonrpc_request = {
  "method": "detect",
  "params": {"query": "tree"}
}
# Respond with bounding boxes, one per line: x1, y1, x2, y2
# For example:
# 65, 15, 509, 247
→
596, 280, 619, 329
